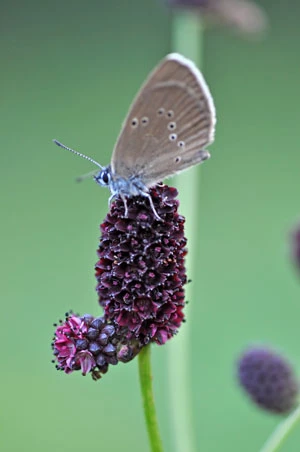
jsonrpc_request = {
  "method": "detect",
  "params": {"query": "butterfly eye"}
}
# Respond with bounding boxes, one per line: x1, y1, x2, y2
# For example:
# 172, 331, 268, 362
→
98, 169, 111, 186
102, 173, 109, 184
169, 133, 177, 141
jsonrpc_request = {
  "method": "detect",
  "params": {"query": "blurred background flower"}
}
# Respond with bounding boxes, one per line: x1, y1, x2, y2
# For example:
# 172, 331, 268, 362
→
290, 222, 300, 274
166, 0, 268, 36
237, 346, 299, 414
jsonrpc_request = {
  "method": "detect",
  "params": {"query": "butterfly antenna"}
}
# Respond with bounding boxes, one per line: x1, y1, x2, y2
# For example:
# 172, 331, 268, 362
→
53, 139, 103, 169
76, 169, 99, 183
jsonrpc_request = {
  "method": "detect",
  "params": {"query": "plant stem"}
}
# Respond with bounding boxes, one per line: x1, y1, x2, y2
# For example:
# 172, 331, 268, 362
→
260, 405, 300, 452
168, 9, 204, 452
138, 345, 164, 452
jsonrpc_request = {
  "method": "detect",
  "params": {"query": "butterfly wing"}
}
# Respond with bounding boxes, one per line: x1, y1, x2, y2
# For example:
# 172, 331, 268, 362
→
110, 53, 216, 187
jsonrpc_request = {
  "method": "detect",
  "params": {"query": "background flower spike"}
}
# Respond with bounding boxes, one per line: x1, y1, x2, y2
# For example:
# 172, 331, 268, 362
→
237, 346, 299, 414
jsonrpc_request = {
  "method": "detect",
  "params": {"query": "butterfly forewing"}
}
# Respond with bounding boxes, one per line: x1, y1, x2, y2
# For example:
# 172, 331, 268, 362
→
110, 53, 216, 187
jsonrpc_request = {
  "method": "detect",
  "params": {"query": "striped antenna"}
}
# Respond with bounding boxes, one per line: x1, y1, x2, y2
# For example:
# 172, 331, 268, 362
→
53, 139, 103, 169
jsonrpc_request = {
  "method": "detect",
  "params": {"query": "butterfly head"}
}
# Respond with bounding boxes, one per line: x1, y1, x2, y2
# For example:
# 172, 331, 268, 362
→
94, 166, 112, 188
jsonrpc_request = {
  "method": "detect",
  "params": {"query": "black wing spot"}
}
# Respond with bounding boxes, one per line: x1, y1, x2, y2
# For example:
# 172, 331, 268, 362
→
131, 118, 139, 128
168, 122, 176, 131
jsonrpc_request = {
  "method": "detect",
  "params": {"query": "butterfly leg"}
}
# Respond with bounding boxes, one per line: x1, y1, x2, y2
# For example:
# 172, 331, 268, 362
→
119, 195, 129, 217
108, 192, 129, 217
143, 192, 162, 221
108, 193, 115, 208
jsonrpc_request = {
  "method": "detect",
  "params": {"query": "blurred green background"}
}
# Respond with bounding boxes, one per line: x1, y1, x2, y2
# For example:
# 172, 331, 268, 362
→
1, 0, 300, 450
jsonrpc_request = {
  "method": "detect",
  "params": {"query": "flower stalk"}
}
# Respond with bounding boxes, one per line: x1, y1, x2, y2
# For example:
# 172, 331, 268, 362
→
260, 404, 300, 452
138, 345, 164, 452
168, 9, 204, 452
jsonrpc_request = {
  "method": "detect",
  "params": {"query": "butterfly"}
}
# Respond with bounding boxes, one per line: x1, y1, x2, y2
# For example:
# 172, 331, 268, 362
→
53, 53, 216, 220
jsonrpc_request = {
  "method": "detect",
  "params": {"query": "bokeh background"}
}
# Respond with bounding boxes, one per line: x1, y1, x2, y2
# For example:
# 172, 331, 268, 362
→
1, 0, 300, 450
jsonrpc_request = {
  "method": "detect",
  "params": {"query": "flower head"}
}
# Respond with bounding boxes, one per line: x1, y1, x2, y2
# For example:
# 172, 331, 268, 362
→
237, 346, 299, 414
95, 185, 187, 346
52, 313, 141, 380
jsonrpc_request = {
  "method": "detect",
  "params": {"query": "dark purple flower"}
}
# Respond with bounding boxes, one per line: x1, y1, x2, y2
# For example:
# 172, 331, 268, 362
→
237, 346, 299, 414
95, 184, 187, 346
52, 313, 141, 380
291, 223, 300, 272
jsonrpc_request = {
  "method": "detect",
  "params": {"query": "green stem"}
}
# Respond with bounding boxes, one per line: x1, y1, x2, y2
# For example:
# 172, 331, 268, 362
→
260, 405, 300, 452
167, 10, 204, 452
138, 345, 164, 452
